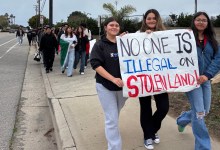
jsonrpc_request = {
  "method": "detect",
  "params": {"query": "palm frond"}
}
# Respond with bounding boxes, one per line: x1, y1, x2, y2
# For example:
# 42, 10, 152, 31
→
103, 3, 118, 17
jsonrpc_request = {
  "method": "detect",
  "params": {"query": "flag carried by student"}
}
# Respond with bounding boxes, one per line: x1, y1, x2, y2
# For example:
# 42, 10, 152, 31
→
59, 39, 69, 67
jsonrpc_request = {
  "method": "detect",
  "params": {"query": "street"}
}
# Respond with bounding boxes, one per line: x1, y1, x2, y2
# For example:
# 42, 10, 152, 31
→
0, 32, 28, 149
0, 33, 57, 150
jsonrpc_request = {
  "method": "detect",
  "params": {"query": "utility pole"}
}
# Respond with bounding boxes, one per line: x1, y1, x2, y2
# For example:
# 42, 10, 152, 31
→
34, 5, 38, 28
38, 0, 40, 28
49, 0, 53, 26
195, 0, 197, 13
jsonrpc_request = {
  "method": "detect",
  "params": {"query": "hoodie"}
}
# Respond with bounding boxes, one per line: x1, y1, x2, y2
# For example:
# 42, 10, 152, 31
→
90, 36, 122, 91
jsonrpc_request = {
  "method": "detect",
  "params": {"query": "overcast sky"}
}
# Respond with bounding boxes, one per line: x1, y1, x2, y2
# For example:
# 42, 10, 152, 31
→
0, 0, 220, 26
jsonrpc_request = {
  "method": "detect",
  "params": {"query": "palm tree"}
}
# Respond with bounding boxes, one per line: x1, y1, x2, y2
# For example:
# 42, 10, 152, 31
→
10, 14, 13, 24
103, 2, 136, 23
13, 16, 15, 24
4, 13, 9, 18
4, 13, 9, 23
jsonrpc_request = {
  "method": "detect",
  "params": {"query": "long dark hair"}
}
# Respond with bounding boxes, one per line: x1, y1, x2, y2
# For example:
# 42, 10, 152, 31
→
191, 11, 218, 52
103, 17, 119, 26
140, 9, 166, 32
75, 26, 84, 37
64, 27, 73, 38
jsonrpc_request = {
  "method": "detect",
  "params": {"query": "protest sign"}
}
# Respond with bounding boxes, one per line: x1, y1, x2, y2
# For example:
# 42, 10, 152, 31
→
116, 29, 199, 97
89, 39, 96, 53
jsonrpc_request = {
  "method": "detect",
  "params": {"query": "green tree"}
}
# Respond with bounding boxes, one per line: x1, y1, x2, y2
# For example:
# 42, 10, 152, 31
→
122, 18, 141, 33
67, 11, 98, 35
176, 13, 193, 27
0, 15, 9, 28
213, 15, 220, 27
4, 13, 9, 22
102, 2, 136, 31
28, 15, 49, 28
87, 17, 99, 35
0, 15, 8, 28
67, 11, 87, 28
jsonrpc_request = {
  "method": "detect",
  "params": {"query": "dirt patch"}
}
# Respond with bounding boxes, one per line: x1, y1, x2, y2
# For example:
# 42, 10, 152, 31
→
168, 82, 220, 142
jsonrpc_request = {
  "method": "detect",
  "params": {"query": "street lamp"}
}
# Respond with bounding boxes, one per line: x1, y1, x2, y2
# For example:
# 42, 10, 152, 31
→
115, 0, 121, 11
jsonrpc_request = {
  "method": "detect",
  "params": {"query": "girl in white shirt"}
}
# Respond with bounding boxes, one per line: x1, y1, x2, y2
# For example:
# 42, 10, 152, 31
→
60, 27, 77, 77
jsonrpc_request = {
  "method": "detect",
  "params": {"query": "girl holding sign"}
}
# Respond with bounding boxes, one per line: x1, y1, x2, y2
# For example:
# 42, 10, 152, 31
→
137, 9, 169, 150
177, 12, 220, 150
90, 17, 128, 150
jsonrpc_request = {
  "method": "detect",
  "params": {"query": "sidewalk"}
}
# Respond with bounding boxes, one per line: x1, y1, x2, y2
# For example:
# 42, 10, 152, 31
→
39, 48, 220, 150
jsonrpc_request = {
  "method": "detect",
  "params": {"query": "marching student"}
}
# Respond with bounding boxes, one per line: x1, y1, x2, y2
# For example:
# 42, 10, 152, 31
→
90, 17, 128, 150
137, 9, 169, 150
60, 26, 77, 77
177, 11, 220, 150
39, 26, 58, 73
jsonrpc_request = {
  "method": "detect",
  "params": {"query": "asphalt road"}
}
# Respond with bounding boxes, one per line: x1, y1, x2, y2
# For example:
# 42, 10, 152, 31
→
0, 32, 29, 149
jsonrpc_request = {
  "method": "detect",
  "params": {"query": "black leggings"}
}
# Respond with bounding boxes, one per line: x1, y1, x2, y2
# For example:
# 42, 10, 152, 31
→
139, 93, 169, 140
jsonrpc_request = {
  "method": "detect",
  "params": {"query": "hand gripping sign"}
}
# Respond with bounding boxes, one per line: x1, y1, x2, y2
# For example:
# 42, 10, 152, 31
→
116, 29, 199, 97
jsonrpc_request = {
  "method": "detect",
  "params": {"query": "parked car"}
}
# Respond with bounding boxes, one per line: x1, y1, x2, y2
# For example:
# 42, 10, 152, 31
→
9, 29, 16, 33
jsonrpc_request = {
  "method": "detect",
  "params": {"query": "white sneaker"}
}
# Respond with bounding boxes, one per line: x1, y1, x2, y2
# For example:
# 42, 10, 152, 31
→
153, 134, 160, 144
80, 72, 84, 75
144, 139, 154, 149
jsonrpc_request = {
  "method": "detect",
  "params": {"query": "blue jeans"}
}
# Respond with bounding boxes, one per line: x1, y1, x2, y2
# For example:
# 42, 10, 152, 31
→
177, 80, 211, 150
17, 36, 23, 44
62, 50, 75, 76
74, 50, 86, 73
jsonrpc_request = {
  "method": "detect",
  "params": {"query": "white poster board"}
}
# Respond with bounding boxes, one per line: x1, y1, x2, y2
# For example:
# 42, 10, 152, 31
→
89, 39, 96, 53
116, 29, 199, 97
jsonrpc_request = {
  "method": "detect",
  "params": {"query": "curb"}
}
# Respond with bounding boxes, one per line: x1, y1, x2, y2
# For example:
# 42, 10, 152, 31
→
38, 46, 76, 150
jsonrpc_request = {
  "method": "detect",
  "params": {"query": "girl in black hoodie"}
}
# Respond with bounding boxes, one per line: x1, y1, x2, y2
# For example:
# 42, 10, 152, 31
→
90, 17, 127, 150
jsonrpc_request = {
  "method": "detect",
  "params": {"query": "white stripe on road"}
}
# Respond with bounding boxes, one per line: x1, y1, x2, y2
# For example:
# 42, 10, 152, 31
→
0, 43, 19, 59
0, 38, 16, 47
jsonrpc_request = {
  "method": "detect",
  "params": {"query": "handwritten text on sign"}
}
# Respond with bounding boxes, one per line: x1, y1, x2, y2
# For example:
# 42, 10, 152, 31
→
116, 29, 199, 97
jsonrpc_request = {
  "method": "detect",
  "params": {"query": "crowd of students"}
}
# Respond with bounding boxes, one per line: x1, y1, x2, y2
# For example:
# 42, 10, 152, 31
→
25, 9, 220, 150
33, 23, 92, 75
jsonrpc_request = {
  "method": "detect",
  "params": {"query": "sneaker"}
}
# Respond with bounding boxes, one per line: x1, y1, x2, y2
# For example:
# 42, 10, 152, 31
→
178, 125, 185, 132
153, 134, 160, 144
61, 67, 65, 73
80, 72, 85, 75
144, 139, 154, 149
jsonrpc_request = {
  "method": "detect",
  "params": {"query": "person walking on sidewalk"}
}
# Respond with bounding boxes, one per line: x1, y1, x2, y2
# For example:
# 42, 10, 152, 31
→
74, 26, 88, 75
176, 11, 220, 150
27, 30, 32, 46
60, 27, 77, 77
137, 9, 169, 150
16, 27, 25, 45
80, 23, 92, 69
39, 26, 58, 73
90, 17, 128, 150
